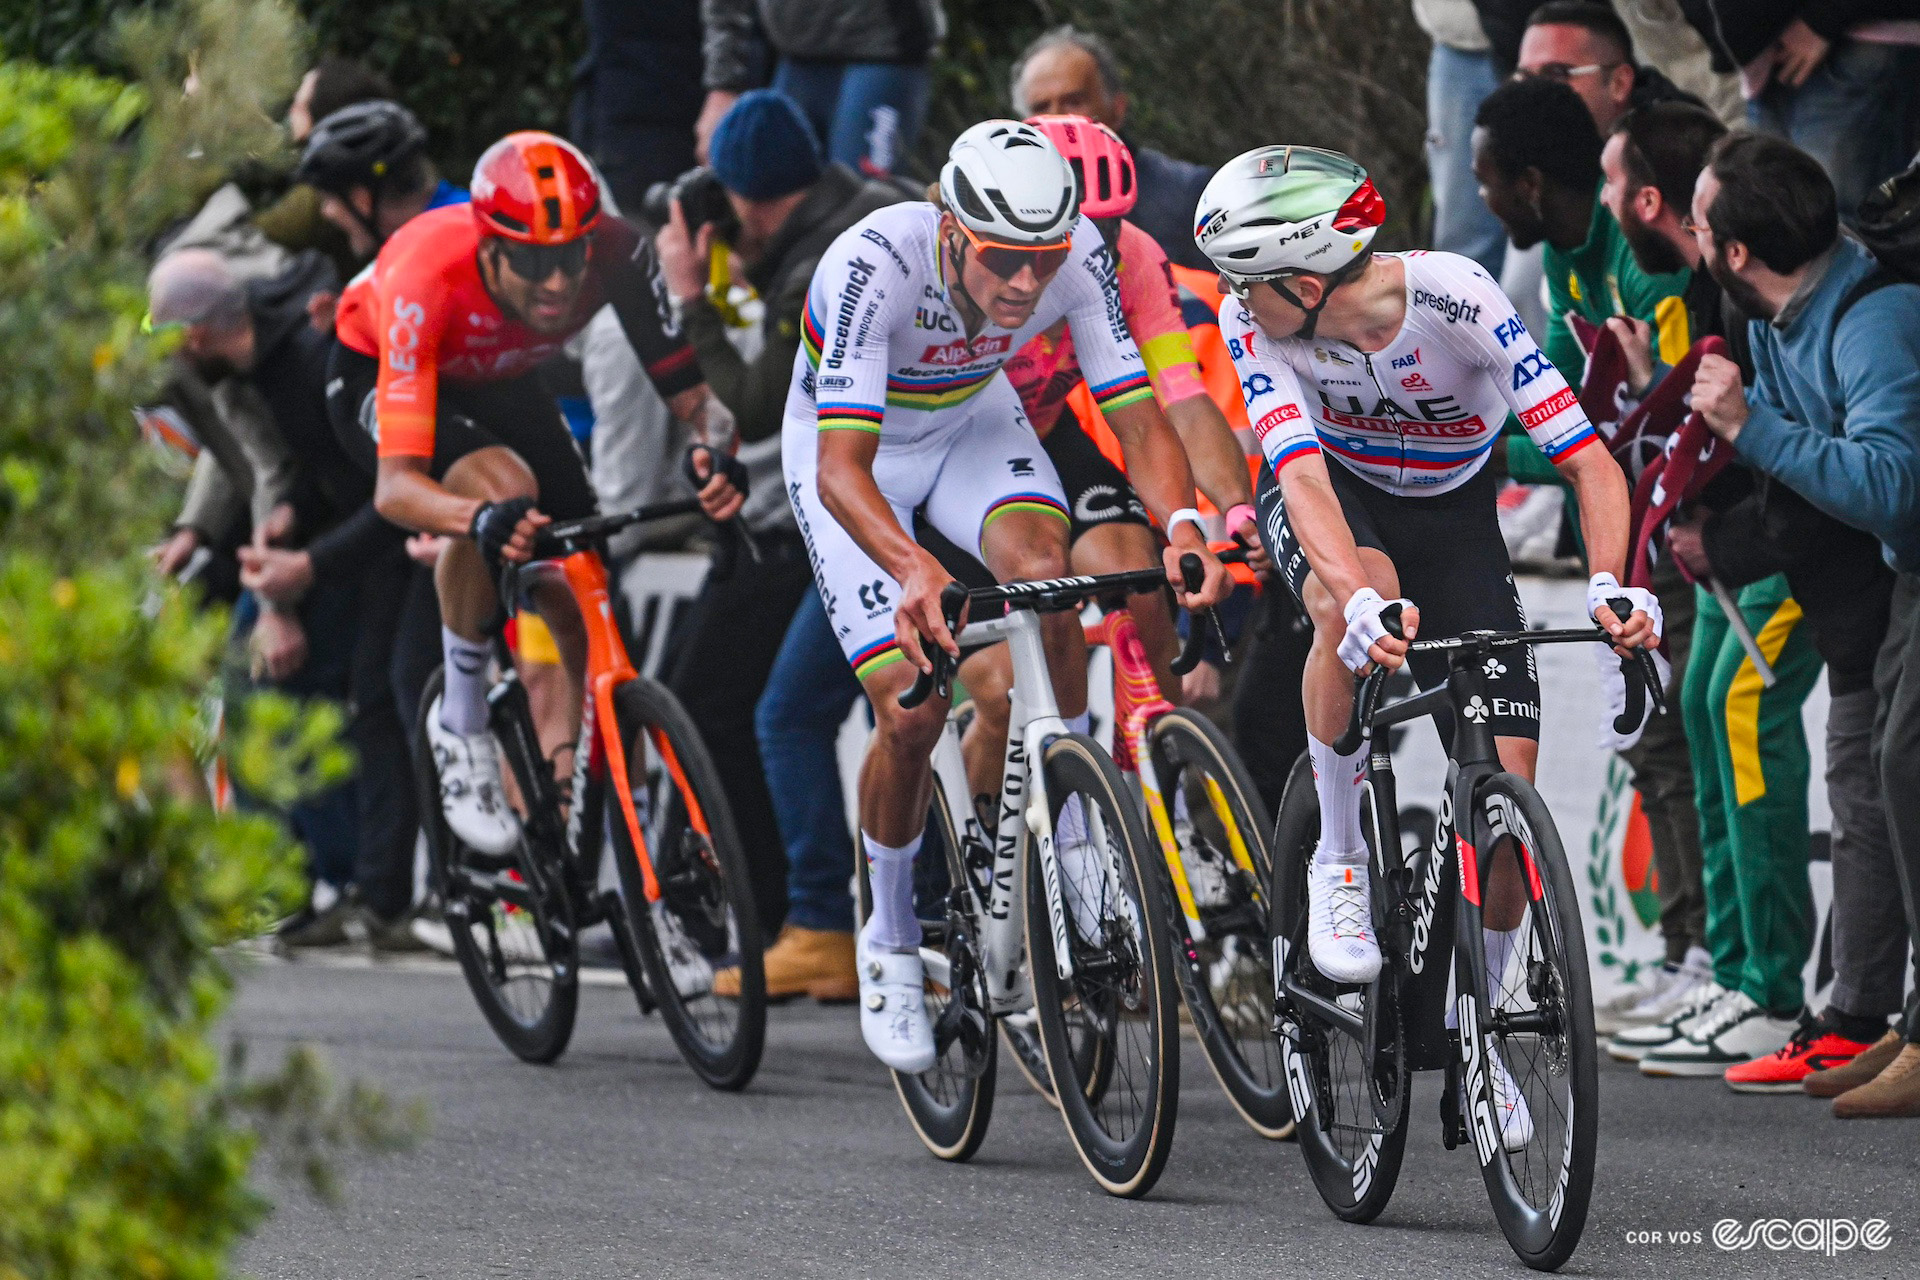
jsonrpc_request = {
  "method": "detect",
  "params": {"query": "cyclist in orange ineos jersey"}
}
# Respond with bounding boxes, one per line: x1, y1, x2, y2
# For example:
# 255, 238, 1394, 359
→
327, 130, 742, 856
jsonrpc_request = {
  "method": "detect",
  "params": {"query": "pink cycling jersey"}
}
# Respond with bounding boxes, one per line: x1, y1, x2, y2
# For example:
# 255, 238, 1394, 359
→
1004, 219, 1207, 436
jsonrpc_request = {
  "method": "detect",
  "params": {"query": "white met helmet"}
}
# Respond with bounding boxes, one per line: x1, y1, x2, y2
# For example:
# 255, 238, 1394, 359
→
1193, 146, 1385, 282
939, 120, 1079, 247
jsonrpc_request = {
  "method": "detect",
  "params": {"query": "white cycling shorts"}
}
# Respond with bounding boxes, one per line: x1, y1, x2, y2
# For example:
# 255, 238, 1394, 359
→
782, 373, 1070, 681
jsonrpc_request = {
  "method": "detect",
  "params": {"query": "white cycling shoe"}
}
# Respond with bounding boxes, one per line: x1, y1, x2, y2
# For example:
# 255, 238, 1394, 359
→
426, 697, 522, 855
1307, 857, 1382, 985
651, 901, 714, 999
856, 921, 936, 1074
1486, 1045, 1535, 1152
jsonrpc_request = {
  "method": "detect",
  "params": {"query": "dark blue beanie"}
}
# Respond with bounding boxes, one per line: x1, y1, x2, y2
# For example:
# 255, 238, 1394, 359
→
709, 90, 824, 199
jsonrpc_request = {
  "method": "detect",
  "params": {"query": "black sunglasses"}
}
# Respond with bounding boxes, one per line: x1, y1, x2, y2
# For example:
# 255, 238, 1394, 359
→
498, 237, 591, 281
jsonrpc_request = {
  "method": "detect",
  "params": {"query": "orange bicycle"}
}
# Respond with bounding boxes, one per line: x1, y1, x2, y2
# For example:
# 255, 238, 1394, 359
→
412, 494, 767, 1089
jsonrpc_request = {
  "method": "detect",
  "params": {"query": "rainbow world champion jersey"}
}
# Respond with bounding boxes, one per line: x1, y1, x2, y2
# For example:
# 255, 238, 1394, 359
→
789, 203, 1155, 436
1221, 251, 1598, 497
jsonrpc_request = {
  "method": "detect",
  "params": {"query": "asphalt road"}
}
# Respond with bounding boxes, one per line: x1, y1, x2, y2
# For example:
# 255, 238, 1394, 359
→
232, 955, 1919, 1279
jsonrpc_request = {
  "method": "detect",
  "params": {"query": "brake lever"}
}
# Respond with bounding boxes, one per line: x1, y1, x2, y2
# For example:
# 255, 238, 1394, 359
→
1606, 594, 1668, 722
1330, 603, 1403, 755
898, 582, 969, 708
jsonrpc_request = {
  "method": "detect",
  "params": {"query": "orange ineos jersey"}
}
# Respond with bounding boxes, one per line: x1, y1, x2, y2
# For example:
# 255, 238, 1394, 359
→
336, 205, 702, 458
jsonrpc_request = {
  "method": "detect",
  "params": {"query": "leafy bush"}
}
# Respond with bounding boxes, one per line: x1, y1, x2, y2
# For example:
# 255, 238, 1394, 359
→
1, 2, 413, 1272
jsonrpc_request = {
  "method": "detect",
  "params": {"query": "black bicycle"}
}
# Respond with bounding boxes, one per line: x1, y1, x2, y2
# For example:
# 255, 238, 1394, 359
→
413, 494, 767, 1089
1269, 603, 1661, 1271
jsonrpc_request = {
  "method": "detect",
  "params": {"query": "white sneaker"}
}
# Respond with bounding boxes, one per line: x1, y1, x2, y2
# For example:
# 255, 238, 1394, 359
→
1307, 857, 1381, 985
1207, 934, 1268, 1036
1640, 992, 1801, 1078
426, 697, 521, 855
856, 921, 935, 1073
1487, 1046, 1535, 1151
652, 900, 714, 999
1606, 980, 1731, 1062
1600, 946, 1714, 1032
1172, 789, 1233, 911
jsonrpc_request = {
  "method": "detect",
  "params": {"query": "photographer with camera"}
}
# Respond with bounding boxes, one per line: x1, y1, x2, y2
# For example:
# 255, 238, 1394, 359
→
651, 89, 905, 987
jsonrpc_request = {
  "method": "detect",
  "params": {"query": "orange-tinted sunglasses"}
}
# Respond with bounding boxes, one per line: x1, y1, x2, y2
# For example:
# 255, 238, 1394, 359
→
954, 221, 1072, 281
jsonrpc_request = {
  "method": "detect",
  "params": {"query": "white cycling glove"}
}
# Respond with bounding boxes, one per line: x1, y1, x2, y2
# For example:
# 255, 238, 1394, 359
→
1338, 587, 1412, 674
1586, 572, 1663, 643
1592, 642, 1672, 751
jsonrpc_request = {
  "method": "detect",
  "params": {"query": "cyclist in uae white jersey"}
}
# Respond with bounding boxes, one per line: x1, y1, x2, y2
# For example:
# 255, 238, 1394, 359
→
784, 120, 1231, 1072
1197, 146, 1661, 1146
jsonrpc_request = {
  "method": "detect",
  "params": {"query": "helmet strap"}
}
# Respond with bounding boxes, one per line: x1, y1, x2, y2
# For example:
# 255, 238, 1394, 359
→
1272, 250, 1372, 342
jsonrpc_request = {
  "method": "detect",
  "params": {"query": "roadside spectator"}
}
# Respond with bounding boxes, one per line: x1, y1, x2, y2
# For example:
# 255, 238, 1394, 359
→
1689, 133, 1920, 1115
257, 55, 397, 280
296, 101, 469, 263
574, 0, 705, 212
647, 90, 905, 994
1677, 1, 1920, 221
1010, 26, 1214, 272
1415, 0, 1509, 276
1609, 0, 1743, 125
148, 249, 425, 951
698, 0, 943, 178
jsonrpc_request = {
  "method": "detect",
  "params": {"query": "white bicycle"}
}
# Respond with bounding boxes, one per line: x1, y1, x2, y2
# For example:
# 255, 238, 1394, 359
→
856, 558, 1217, 1197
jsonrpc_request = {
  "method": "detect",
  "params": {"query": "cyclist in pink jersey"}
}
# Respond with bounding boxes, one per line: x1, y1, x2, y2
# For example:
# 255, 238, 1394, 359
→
951, 116, 1257, 806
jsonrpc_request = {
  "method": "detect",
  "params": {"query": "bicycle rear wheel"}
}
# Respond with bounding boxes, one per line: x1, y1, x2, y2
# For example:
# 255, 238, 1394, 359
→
414, 669, 578, 1064
1149, 708, 1291, 1139
1027, 733, 1179, 1198
855, 775, 997, 1161
1270, 752, 1409, 1222
1459, 773, 1597, 1272
607, 677, 765, 1091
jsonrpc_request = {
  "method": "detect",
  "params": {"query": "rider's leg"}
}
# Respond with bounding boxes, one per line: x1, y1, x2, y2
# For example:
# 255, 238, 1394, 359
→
979, 506, 1085, 722
1071, 521, 1180, 702
958, 645, 1013, 804
435, 446, 539, 733
1299, 548, 1403, 854
857, 657, 947, 949
1483, 736, 1541, 934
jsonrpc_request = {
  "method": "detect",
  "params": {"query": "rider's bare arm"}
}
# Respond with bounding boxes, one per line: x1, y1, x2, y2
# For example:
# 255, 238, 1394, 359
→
1275, 452, 1375, 611
1164, 393, 1256, 529
375, 455, 484, 538
1105, 398, 1230, 608
1555, 444, 1655, 650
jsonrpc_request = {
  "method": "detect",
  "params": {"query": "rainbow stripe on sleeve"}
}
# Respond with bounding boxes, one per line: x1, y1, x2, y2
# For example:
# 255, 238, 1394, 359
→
1089, 370, 1155, 414
850, 636, 905, 680
982, 491, 1070, 530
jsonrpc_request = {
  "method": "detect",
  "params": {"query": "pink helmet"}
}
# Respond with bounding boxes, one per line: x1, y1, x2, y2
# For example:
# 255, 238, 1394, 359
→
1025, 115, 1136, 219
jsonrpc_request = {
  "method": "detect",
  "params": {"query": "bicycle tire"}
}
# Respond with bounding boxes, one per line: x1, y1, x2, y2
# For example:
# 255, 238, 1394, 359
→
1270, 752, 1409, 1223
1148, 708, 1293, 1139
606, 677, 766, 1091
855, 775, 998, 1161
1458, 773, 1597, 1272
414, 668, 578, 1064
1027, 733, 1179, 1198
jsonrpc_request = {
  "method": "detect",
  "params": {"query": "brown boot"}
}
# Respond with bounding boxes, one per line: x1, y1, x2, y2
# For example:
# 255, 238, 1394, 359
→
1832, 1043, 1920, 1119
713, 925, 858, 1002
1805, 1028, 1903, 1098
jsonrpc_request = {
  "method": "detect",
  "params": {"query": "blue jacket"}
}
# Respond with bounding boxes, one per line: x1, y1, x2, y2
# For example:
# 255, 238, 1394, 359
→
1736, 237, 1920, 573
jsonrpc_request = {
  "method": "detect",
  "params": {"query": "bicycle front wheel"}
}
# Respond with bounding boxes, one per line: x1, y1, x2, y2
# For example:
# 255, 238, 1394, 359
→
1270, 752, 1409, 1223
1459, 773, 1597, 1272
414, 668, 578, 1064
1027, 733, 1179, 1198
607, 677, 766, 1091
1148, 708, 1291, 1139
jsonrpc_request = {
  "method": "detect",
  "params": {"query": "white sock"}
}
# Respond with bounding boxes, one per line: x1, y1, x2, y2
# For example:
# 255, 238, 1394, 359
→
1067, 711, 1090, 736
439, 627, 492, 735
1054, 712, 1093, 848
1309, 734, 1367, 865
863, 831, 924, 952
1446, 928, 1519, 1031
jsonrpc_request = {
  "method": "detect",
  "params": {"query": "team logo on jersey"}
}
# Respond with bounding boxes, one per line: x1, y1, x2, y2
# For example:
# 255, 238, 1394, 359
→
1400, 372, 1433, 392
1242, 372, 1276, 399
921, 334, 1012, 365
1410, 287, 1482, 326
1256, 404, 1303, 432
1009, 457, 1036, 477
1510, 348, 1554, 390
1520, 386, 1579, 428
1493, 315, 1528, 349
857, 580, 891, 614
1391, 348, 1421, 369
914, 307, 957, 333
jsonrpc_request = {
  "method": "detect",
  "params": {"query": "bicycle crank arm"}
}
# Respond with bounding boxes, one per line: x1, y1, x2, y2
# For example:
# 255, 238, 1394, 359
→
1278, 971, 1370, 1043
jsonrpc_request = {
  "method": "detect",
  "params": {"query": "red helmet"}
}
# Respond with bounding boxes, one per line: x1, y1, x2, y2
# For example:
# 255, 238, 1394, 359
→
1025, 115, 1136, 219
471, 131, 602, 245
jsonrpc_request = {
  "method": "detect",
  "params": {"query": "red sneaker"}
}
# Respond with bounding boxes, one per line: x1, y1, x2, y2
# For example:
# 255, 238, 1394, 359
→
1724, 1020, 1875, 1094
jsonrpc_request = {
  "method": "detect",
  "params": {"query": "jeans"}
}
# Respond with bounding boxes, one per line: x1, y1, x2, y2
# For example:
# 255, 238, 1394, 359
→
773, 58, 930, 177
663, 535, 814, 935
1425, 44, 1507, 278
755, 590, 862, 933
1748, 40, 1920, 224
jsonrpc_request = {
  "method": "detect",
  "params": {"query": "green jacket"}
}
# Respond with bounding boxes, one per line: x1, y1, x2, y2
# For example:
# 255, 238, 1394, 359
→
678, 164, 906, 442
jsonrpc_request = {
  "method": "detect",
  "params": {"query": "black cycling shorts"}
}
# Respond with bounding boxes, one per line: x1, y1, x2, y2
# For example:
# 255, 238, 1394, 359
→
326, 344, 598, 521
1257, 458, 1541, 740
1046, 408, 1150, 541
